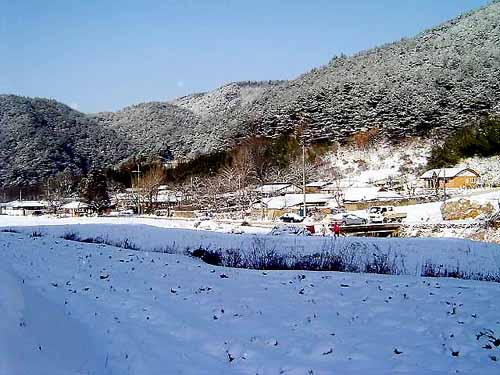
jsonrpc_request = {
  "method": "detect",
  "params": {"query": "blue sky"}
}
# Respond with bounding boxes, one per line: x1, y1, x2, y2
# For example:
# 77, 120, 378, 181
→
1, 0, 490, 113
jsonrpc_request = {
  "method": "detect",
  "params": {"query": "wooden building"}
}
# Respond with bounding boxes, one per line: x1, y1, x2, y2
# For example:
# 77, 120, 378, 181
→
420, 168, 480, 189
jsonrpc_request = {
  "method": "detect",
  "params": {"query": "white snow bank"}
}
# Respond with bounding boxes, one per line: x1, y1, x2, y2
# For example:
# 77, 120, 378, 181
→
0, 262, 109, 375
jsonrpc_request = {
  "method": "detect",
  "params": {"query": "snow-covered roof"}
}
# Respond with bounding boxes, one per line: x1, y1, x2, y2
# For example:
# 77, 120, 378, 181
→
6, 200, 47, 209
254, 183, 300, 194
260, 194, 337, 209
156, 193, 179, 203
420, 168, 479, 179
355, 169, 399, 184
376, 190, 404, 201
321, 179, 372, 191
306, 181, 329, 188
61, 201, 89, 209
344, 188, 404, 202
344, 187, 379, 202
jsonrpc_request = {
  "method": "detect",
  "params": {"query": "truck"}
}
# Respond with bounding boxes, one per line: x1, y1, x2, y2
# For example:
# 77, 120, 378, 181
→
368, 206, 407, 223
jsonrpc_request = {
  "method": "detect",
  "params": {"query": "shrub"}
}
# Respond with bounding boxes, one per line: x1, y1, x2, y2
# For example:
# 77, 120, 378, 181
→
421, 260, 500, 282
364, 249, 398, 275
60, 232, 141, 251
190, 246, 499, 282
191, 248, 223, 266
428, 116, 500, 168
62, 231, 80, 241
0, 228, 19, 233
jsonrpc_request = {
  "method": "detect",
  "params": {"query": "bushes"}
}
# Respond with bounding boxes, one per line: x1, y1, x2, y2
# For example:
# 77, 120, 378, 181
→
190, 242, 499, 282
0, 228, 19, 233
190, 241, 400, 274
421, 261, 500, 282
428, 116, 500, 168
60, 232, 140, 250
62, 231, 80, 241
364, 251, 398, 275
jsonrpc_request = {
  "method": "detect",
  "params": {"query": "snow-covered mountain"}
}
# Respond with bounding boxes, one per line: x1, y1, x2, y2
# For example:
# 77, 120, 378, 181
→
1, 1, 500, 187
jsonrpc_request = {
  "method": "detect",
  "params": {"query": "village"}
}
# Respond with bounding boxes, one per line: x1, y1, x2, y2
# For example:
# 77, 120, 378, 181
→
1, 165, 498, 241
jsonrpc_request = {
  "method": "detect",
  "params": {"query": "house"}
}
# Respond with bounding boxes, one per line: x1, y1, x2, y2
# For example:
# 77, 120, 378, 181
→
320, 179, 372, 194
4, 200, 47, 216
343, 187, 404, 203
61, 201, 90, 217
156, 191, 181, 208
254, 183, 301, 197
420, 168, 480, 189
253, 193, 338, 219
305, 181, 330, 193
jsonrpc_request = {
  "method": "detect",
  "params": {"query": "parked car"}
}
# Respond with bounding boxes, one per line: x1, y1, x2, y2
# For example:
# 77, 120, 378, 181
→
330, 207, 347, 215
279, 213, 304, 223
368, 206, 407, 223
154, 209, 171, 217
330, 213, 367, 226
117, 209, 134, 216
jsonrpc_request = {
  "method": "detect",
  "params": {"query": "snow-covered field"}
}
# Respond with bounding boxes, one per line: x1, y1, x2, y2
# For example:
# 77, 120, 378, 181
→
2, 229, 500, 374
1, 215, 500, 276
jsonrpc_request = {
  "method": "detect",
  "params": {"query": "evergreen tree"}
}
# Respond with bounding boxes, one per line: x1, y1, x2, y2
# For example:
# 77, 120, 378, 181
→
79, 169, 110, 213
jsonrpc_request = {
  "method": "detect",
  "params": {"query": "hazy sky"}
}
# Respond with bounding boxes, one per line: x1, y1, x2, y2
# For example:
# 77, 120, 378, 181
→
1, 0, 490, 113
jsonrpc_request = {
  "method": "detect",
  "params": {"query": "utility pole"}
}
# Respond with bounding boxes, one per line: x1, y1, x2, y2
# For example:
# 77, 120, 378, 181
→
190, 176, 194, 203
442, 167, 447, 201
302, 137, 307, 218
237, 175, 243, 219
132, 164, 141, 214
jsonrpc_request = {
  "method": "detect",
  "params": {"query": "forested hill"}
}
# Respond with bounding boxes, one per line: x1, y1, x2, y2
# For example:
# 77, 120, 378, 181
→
229, 0, 500, 141
1, 1, 500, 187
0, 95, 130, 187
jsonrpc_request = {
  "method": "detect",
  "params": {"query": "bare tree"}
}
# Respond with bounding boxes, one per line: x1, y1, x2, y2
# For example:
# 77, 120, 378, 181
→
135, 164, 166, 213
240, 136, 273, 184
231, 146, 257, 186
261, 154, 316, 187
325, 166, 345, 207
45, 171, 78, 213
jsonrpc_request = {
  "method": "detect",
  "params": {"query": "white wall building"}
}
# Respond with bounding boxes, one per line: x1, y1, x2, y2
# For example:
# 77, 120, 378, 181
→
4, 201, 47, 216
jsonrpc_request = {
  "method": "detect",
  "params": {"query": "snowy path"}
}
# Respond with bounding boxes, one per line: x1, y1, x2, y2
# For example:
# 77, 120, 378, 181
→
1, 232, 500, 374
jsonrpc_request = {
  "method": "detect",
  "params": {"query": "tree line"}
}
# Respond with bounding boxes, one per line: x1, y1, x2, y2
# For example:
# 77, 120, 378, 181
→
427, 116, 500, 169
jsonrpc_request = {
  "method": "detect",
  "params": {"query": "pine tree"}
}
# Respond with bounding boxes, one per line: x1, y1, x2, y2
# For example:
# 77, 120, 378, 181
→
79, 169, 110, 213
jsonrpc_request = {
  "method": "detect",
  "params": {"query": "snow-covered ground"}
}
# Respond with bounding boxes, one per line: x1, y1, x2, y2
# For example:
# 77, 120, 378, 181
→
1, 215, 500, 276
348, 188, 500, 225
1, 230, 500, 374
0, 215, 268, 234
320, 140, 431, 184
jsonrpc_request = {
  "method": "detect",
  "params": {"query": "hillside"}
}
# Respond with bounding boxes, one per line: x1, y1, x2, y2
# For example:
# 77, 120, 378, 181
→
1, 2, 500, 187
92, 102, 201, 159
0, 95, 130, 187
80, 1, 500, 151
238, 1, 500, 141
